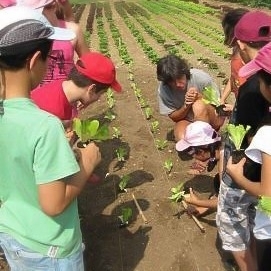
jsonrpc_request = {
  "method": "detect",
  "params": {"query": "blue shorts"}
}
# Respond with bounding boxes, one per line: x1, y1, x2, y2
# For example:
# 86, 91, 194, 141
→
0, 233, 84, 271
216, 181, 257, 251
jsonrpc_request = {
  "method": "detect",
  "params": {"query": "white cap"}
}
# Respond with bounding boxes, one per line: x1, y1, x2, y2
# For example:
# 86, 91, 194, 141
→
176, 121, 221, 151
0, 6, 75, 44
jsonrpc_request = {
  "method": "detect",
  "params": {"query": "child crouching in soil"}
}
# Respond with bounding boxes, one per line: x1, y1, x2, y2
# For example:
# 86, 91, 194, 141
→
176, 121, 222, 216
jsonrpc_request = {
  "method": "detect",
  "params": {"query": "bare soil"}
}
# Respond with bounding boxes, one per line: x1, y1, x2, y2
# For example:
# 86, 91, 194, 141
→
1, 1, 267, 271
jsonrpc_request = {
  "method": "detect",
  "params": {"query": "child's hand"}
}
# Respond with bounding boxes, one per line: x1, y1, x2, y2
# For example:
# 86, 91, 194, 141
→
184, 188, 200, 205
81, 142, 101, 172
226, 156, 246, 180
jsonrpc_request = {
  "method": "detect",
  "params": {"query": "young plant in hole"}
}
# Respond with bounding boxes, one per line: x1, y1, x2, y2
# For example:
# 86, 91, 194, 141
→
112, 126, 122, 139
168, 183, 185, 203
106, 89, 115, 109
138, 97, 148, 108
144, 107, 153, 120
118, 207, 133, 228
118, 174, 131, 192
104, 110, 116, 121
155, 139, 168, 150
115, 146, 128, 162
164, 159, 173, 174
151, 120, 159, 133
134, 87, 142, 98
73, 118, 109, 145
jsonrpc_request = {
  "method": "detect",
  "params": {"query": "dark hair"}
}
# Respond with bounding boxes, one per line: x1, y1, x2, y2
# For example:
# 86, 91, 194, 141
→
194, 140, 221, 172
156, 54, 191, 84
68, 66, 110, 93
222, 8, 248, 46
0, 39, 53, 70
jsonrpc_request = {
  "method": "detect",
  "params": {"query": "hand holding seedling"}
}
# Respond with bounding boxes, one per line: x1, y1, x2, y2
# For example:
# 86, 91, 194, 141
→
185, 87, 199, 106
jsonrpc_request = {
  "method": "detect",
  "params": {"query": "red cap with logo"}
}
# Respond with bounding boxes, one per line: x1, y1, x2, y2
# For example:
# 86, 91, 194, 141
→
75, 52, 122, 92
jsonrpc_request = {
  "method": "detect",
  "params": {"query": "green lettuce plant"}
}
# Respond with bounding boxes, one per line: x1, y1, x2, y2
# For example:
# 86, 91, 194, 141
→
73, 118, 109, 143
202, 86, 220, 107
168, 183, 185, 203
226, 124, 251, 150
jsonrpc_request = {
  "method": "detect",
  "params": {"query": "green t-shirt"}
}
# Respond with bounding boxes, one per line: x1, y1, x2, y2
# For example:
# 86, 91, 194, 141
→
0, 98, 81, 258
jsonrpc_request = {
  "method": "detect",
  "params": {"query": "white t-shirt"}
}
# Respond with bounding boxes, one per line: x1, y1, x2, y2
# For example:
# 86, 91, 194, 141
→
245, 125, 271, 240
157, 68, 220, 121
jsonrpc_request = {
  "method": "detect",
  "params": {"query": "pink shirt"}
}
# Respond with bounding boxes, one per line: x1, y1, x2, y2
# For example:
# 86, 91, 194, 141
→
31, 80, 75, 121
40, 20, 74, 85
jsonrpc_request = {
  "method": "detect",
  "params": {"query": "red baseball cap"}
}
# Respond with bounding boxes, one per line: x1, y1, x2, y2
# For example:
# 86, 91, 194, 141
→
233, 11, 271, 43
75, 52, 122, 92
239, 42, 271, 77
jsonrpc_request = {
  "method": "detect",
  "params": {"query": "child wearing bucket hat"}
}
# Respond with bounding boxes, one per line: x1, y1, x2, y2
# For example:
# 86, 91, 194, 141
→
226, 42, 271, 271
176, 121, 222, 216
0, 6, 101, 270
31, 51, 122, 121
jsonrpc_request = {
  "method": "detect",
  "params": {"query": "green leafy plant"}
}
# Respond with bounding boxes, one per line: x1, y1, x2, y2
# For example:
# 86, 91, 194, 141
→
144, 107, 153, 120
155, 139, 168, 150
118, 207, 133, 227
118, 174, 131, 192
106, 89, 115, 109
73, 118, 109, 143
226, 124, 251, 150
115, 146, 128, 162
202, 86, 220, 107
164, 159, 173, 174
112, 126, 122, 139
134, 87, 142, 98
104, 110, 116, 121
150, 120, 159, 133
168, 183, 185, 203
138, 97, 148, 108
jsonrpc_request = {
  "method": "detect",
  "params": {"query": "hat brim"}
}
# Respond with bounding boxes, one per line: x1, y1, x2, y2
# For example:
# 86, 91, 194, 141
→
111, 79, 122, 92
238, 59, 261, 78
176, 139, 191, 152
48, 26, 75, 41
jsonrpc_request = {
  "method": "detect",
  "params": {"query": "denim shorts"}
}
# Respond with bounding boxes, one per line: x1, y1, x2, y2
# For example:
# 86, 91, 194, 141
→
216, 181, 257, 251
0, 233, 84, 271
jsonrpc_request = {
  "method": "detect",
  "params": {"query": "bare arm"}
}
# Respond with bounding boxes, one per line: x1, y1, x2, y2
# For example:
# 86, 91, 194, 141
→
73, 23, 90, 56
169, 103, 192, 122
38, 143, 101, 216
184, 188, 217, 209
220, 79, 231, 104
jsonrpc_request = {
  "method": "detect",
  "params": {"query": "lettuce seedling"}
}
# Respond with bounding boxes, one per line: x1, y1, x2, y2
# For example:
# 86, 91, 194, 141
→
118, 174, 131, 192
226, 124, 251, 150
104, 110, 116, 121
151, 120, 159, 133
168, 183, 185, 203
164, 159, 173, 174
112, 127, 122, 139
115, 146, 128, 162
118, 207, 133, 227
106, 89, 115, 109
155, 139, 168, 150
73, 118, 110, 143
202, 86, 220, 107
144, 107, 153, 120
